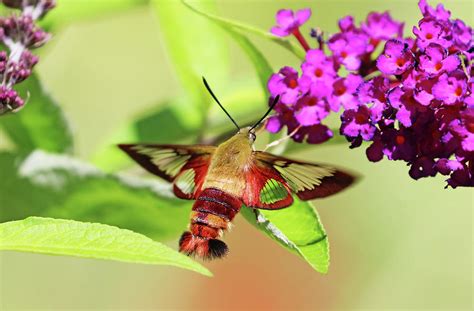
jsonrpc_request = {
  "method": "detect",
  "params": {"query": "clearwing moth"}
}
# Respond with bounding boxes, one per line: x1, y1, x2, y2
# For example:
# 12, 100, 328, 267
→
119, 78, 356, 260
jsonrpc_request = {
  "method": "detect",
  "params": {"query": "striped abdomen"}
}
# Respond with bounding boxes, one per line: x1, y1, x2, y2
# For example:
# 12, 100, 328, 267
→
179, 188, 242, 259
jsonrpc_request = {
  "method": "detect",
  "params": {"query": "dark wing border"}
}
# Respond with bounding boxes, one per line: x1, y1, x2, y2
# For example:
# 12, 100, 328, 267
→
254, 151, 356, 200
118, 144, 215, 182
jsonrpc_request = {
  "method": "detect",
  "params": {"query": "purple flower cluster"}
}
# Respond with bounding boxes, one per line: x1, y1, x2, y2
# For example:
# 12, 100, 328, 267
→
268, 0, 473, 187
0, 0, 55, 115
267, 6, 404, 143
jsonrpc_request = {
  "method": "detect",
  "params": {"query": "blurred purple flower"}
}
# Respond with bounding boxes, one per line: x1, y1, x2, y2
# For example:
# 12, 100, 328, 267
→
0, 15, 50, 49
0, 0, 54, 115
2, 1, 55, 18
0, 85, 23, 114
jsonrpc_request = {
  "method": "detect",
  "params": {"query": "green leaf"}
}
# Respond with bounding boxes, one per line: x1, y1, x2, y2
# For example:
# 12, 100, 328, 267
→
41, 0, 148, 30
182, 2, 273, 97
228, 31, 273, 95
0, 151, 190, 241
151, 0, 229, 126
0, 217, 211, 276
91, 99, 199, 172
190, 13, 273, 97
0, 73, 73, 154
241, 199, 329, 274
182, 0, 306, 60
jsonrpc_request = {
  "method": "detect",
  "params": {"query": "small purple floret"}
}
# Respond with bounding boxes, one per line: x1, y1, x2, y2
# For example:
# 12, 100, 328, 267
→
271, 8, 311, 37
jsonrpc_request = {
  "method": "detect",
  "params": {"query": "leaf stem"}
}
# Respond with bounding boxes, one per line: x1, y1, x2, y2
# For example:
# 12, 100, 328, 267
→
182, 0, 306, 59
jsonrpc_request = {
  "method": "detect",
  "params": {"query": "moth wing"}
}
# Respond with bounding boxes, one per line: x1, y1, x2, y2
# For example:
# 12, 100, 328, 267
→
118, 144, 215, 199
242, 156, 294, 210
253, 151, 356, 201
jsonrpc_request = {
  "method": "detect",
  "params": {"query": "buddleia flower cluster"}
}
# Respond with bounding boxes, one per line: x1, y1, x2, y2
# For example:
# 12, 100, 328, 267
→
0, 0, 55, 115
267, 0, 473, 188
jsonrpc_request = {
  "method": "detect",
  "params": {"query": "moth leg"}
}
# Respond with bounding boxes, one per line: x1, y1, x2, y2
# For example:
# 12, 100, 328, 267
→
263, 125, 302, 152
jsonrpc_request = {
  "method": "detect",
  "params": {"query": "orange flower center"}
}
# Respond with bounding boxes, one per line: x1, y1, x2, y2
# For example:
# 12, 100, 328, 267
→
314, 68, 323, 77
455, 87, 463, 97
369, 38, 379, 47
434, 62, 442, 71
335, 86, 347, 96
466, 122, 474, 133
396, 135, 405, 145
426, 33, 433, 39
396, 58, 406, 67
341, 51, 348, 58
288, 79, 298, 89
355, 114, 366, 124
307, 97, 317, 106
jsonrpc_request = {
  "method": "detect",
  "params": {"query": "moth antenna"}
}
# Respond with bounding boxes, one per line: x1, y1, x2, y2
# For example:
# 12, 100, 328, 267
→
202, 77, 240, 131
250, 95, 280, 132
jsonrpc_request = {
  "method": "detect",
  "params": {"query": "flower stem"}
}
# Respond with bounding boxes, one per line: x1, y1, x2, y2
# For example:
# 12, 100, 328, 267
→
292, 28, 310, 52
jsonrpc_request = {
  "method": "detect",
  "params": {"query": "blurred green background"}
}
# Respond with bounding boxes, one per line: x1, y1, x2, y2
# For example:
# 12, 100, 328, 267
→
0, 0, 472, 310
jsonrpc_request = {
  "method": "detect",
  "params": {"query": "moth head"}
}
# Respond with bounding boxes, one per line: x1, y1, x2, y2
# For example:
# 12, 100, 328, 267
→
238, 126, 257, 144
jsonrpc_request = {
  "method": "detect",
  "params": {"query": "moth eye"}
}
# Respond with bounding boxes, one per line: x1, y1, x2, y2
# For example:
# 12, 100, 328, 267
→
249, 132, 256, 141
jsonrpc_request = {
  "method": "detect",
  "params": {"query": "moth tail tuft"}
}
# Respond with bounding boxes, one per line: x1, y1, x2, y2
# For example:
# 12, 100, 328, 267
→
179, 231, 228, 260
179, 231, 194, 253
208, 238, 228, 258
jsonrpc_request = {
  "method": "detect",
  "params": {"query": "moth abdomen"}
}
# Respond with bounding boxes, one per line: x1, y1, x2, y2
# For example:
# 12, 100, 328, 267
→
178, 188, 242, 260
